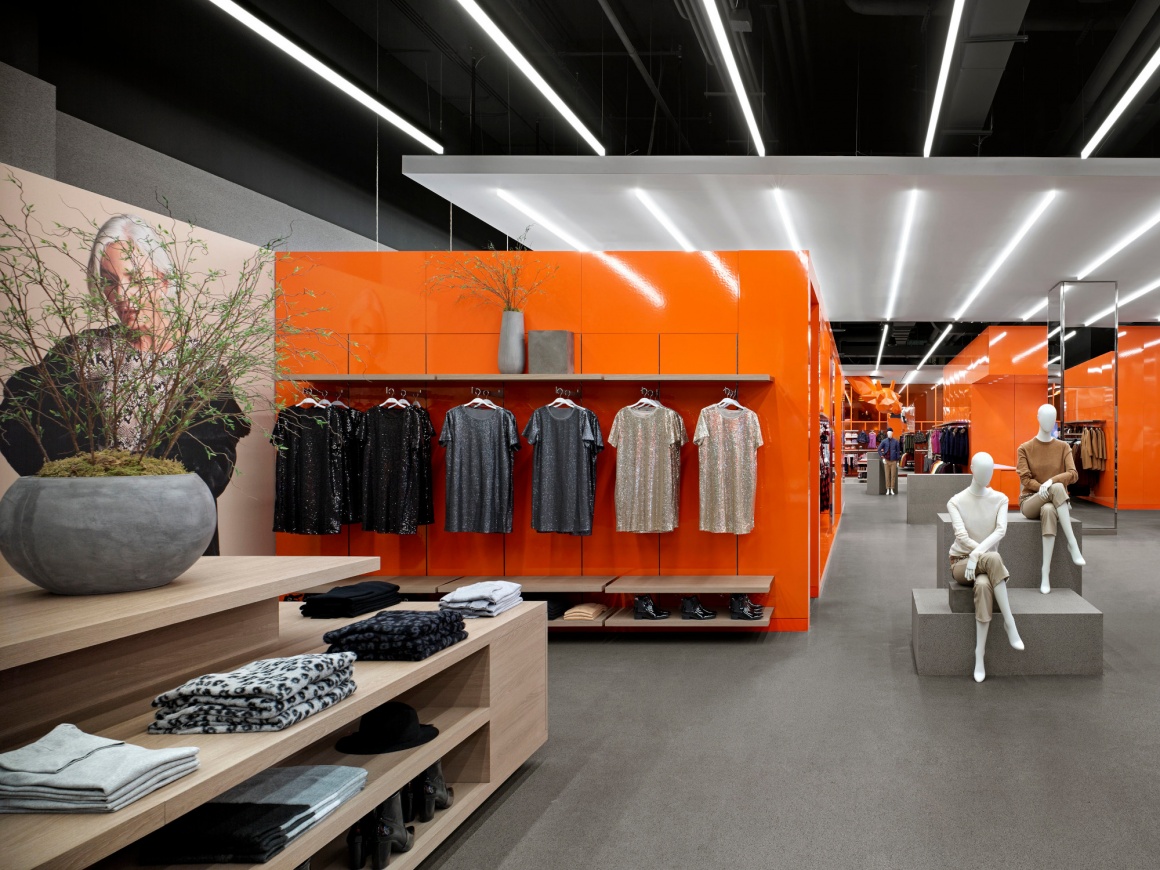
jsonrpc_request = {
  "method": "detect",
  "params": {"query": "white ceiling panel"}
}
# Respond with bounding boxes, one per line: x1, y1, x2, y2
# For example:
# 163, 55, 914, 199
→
404, 155, 1160, 325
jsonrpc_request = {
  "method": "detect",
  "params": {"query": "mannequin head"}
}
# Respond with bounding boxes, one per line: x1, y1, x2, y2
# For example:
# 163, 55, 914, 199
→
970, 452, 995, 489
886, 428, 894, 439
1037, 404, 1057, 437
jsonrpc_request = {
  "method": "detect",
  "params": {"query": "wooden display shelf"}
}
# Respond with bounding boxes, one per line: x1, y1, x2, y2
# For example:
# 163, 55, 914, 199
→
604, 606, 772, 630
438, 575, 615, 593
0, 598, 547, 870
548, 610, 614, 629
279, 373, 771, 383
604, 575, 774, 595
0, 556, 379, 670
394, 577, 451, 594
602, 373, 772, 382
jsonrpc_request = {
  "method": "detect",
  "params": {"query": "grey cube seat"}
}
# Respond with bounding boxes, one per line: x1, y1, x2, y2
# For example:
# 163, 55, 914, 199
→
911, 589, 1103, 676
906, 474, 972, 524
936, 513, 1082, 595
865, 455, 886, 494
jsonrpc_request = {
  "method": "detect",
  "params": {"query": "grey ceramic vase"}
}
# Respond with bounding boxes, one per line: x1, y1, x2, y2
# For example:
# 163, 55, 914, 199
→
0, 474, 216, 595
498, 310, 526, 374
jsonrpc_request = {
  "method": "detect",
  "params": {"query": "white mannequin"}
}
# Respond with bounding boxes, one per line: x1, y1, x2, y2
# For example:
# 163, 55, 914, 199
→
956, 452, 1024, 682
1032, 404, 1085, 593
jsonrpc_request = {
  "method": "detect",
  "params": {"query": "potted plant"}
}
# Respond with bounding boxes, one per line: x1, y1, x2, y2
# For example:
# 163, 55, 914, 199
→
426, 231, 559, 374
0, 172, 331, 594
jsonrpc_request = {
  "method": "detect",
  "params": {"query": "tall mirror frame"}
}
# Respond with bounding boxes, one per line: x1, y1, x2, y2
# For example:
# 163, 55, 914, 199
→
1049, 279, 1118, 535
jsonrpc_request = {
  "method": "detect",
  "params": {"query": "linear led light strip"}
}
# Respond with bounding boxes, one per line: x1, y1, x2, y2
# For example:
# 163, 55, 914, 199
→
1082, 44, 1160, 158
205, 0, 442, 154
700, 0, 765, 156
953, 190, 1058, 321
873, 324, 889, 375
915, 325, 954, 372
923, 0, 968, 158
454, 0, 605, 156
496, 190, 589, 251
634, 189, 695, 251
876, 190, 920, 373
1076, 207, 1160, 279
1084, 274, 1160, 325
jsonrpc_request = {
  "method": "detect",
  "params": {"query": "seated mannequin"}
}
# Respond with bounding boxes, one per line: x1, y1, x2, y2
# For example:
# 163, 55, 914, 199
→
1016, 404, 1085, 594
947, 452, 1025, 683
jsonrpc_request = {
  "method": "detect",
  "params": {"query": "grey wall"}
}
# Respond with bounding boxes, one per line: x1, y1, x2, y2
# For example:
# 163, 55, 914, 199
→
0, 61, 381, 252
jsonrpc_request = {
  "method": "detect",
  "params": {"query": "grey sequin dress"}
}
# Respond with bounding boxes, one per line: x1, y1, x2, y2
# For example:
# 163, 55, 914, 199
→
523, 405, 603, 535
608, 405, 687, 533
693, 405, 763, 533
439, 406, 521, 533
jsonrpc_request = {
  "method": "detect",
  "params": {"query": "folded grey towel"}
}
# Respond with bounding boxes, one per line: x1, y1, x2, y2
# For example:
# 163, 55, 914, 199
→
440, 580, 521, 606
0, 725, 198, 802
0, 759, 200, 813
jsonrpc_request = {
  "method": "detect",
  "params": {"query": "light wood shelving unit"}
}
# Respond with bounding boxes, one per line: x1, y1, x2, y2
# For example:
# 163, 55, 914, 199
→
282, 373, 772, 383
0, 558, 547, 870
605, 575, 774, 595
439, 575, 615, 594
604, 606, 772, 630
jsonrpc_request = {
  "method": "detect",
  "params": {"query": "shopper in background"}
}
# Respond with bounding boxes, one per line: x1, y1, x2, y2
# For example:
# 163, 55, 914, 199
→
879, 427, 902, 495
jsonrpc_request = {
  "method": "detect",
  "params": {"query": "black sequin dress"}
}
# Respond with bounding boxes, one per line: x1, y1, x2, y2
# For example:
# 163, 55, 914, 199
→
332, 405, 365, 524
271, 404, 345, 534
360, 405, 435, 534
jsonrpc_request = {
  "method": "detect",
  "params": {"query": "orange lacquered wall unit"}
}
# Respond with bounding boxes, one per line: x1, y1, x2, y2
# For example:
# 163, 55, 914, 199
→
275, 251, 820, 632
942, 326, 1048, 505
1067, 326, 1160, 509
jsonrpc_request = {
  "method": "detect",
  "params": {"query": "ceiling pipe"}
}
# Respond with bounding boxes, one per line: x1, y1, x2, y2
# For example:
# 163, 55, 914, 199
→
843, 0, 931, 16
597, 0, 692, 151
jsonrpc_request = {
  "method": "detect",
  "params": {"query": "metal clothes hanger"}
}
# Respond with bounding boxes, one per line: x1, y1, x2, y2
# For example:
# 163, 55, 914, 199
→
717, 387, 744, 410
379, 387, 402, 408
297, 388, 319, 407
631, 387, 662, 409
549, 387, 580, 409
464, 387, 500, 410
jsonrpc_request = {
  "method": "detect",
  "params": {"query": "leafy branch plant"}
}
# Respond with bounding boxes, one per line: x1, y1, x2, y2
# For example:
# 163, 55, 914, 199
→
425, 228, 559, 312
0, 171, 337, 472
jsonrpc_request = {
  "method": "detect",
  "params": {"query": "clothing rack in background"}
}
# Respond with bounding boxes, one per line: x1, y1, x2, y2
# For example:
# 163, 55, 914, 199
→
1061, 420, 1107, 492
928, 420, 971, 472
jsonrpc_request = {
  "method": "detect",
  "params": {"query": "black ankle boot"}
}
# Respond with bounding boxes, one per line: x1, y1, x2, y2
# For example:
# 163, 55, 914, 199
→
634, 594, 670, 620
414, 759, 455, 822
680, 595, 717, 620
729, 594, 764, 620
346, 817, 368, 870
370, 791, 414, 869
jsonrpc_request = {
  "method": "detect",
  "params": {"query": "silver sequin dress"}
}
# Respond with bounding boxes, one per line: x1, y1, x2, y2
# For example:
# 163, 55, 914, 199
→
693, 405, 763, 534
608, 405, 687, 533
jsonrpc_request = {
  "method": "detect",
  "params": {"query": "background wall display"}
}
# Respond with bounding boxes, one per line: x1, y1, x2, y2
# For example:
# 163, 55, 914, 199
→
0, 165, 275, 563
275, 250, 830, 632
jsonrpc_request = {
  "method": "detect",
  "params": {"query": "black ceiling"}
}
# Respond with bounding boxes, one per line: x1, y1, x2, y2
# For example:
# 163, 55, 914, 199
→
831, 320, 987, 370
4, 0, 1158, 364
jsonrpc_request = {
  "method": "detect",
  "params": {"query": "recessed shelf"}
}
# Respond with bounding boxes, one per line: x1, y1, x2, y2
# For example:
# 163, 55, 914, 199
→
395, 577, 452, 594
604, 606, 771, 629
604, 575, 774, 595
548, 612, 613, 629
439, 576, 615, 594
602, 374, 771, 382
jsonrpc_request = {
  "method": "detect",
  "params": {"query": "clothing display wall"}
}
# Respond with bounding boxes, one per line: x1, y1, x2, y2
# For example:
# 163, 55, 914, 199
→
275, 249, 826, 632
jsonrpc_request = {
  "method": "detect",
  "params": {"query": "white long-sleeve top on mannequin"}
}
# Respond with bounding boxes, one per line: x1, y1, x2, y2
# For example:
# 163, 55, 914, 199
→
946, 488, 1009, 558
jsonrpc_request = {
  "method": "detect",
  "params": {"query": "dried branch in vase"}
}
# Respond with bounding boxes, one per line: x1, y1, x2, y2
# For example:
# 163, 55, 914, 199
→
425, 228, 560, 313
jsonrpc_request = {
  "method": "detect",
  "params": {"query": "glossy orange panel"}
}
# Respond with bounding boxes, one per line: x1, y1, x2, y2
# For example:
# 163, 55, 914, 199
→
660, 334, 737, 375
809, 294, 820, 598
280, 332, 349, 376
275, 529, 349, 557
278, 252, 424, 335
737, 251, 810, 625
1116, 327, 1160, 508
990, 325, 1048, 374
579, 333, 659, 374
580, 251, 740, 335
427, 333, 500, 374
349, 333, 427, 375
425, 252, 582, 335
1065, 351, 1116, 508
348, 526, 428, 576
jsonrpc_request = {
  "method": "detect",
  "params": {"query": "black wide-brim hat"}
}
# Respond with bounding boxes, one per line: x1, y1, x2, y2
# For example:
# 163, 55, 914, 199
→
336, 701, 438, 754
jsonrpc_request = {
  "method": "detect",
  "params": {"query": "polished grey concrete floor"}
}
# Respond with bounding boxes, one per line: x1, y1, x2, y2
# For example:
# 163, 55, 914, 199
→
426, 479, 1160, 870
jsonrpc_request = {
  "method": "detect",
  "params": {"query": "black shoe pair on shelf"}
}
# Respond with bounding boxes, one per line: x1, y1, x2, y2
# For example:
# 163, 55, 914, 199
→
633, 594, 670, 620
680, 595, 717, 620
729, 593, 765, 621
346, 761, 455, 869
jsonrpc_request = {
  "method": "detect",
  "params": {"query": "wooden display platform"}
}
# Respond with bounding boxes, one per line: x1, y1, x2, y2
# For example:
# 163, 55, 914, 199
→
283, 373, 772, 383
604, 606, 772, 629
394, 577, 451, 594
439, 575, 615, 593
547, 608, 614, 629
604, 575, 774, 595
0, 561, 547, 870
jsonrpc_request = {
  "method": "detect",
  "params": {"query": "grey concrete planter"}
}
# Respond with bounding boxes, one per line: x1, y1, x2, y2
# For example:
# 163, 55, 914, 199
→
0, 474, 216, 595
498, 310, 525, 374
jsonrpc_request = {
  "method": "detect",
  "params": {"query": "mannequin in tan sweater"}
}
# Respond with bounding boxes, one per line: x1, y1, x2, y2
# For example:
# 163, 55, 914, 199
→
1016, 404, 1084, 594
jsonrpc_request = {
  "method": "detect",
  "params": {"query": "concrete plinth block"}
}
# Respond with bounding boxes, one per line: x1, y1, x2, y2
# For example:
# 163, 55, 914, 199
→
936, 513, 1082, 594
946, 581, 997, 614
911, 589, 1103, 676
865, 455, 886, 495
527, 330, 574, 374
906, 474, 972, 524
